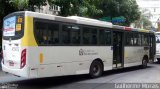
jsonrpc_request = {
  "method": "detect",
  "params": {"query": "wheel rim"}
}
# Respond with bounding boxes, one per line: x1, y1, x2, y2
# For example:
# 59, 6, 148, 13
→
143, 60, 147, 67
92, 64, 100, 75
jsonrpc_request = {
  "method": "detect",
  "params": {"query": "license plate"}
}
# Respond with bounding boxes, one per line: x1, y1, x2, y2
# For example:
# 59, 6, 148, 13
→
9, 62, 14, 66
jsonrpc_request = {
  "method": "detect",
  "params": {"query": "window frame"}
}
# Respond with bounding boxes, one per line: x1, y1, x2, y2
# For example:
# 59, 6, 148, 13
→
34, 18, 60, 46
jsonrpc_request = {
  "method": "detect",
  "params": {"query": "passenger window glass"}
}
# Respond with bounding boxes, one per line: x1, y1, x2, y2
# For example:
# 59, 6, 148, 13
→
130, 33, 134, 45
35, 22, 47, 45
99, 30, 105, 45
48, 23, 59, 44
71, 25, 80, 44
35, 21, 59, 46
105, 30, 111, 45
144, 35, 149, 46
126, 33, 132, 45
62, 25, 71, 44
134, 33, 139, 46
99, 30, 111, 45
91, 29, 97, 45
83, 27, 90, 44
138, 34, 142, 46
142, 34, 145, 45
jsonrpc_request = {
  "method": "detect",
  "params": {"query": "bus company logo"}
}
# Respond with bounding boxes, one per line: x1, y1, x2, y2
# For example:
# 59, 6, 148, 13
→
79, 49, 84, 56
79, 49, 98, 56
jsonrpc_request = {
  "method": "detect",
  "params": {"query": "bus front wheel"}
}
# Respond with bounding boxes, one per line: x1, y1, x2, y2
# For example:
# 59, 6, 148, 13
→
89, 60, 103, 78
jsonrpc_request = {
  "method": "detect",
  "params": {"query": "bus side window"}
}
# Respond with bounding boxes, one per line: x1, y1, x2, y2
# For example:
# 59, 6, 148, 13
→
144, 34, 149, 46
99, 30, 105, 45
126, 33, 129, 46
130, 33, 134, 46
134, 33, 138, 46
43, 28, 49, 45
48, 23, 59, 45
91, 29, 97, 45
62, 25, 71, 44
126, 33, 132, 46
142, 34, 145, 46
138, 34, 142, 46
71, 25, 80, 44
35, 22, 47, 45
105, 30, 111, 45
83, 27, 90, 45
35, 21, 60, 46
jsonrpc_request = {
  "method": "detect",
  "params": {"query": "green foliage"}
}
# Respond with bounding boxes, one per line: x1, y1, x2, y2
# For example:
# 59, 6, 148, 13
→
49, 0, 82, 16
9, 0, 29, 10
99, 0, 141, 26
0, 0, 16, 28
134, 15, 152, 30
28, 0, 47, 11
0, 0, 142, 28
50, 0, 102, 17
0, 0, 48, 28
133, 9, 152, 30
8, 0, 47, 11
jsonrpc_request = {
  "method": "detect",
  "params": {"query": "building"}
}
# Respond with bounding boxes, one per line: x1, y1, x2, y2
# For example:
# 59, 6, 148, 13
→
35, 2, 60, 15
136, 0, 160, 29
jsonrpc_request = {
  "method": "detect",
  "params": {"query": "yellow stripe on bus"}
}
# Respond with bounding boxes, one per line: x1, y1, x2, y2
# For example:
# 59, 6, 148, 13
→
39, 53, 43, 64
124, 52, 129, 59
22, 16, 38, 46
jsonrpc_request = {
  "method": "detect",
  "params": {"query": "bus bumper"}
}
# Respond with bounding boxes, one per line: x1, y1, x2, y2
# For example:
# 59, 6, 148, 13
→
155, 54, 160, 58
1, 62, 29, 78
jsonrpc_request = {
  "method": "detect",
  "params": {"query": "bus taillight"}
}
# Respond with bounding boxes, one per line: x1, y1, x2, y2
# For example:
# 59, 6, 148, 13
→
20, 49, 26, 69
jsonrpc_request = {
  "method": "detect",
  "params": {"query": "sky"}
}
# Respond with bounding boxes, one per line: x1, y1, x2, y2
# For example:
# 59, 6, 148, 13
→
136, 0, 160, 8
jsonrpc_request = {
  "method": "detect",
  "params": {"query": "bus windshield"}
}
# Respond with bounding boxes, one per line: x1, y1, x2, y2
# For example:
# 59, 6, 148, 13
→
3, 14, 24, 40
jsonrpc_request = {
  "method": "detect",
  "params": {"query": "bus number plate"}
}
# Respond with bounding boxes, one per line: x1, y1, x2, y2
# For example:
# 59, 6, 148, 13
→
9, 62, 14, 66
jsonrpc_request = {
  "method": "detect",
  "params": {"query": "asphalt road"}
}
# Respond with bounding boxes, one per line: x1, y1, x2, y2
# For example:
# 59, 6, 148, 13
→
0, 63, 160, 89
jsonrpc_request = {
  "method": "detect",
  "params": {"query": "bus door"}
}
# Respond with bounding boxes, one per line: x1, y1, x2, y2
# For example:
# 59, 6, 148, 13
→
113, 31, 124, 68
150, 34, 156, 61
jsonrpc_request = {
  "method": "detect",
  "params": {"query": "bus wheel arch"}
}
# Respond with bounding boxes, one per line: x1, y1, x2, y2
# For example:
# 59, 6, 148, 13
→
89, 58, 104, 78
142, 55, 148, 68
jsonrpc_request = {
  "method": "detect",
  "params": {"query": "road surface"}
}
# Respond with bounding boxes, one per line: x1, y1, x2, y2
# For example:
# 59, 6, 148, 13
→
0, 63, 160, 89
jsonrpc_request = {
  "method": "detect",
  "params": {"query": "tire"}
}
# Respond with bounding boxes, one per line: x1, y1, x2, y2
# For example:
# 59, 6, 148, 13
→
89, 60, 103, 78
142, 57, 148, 68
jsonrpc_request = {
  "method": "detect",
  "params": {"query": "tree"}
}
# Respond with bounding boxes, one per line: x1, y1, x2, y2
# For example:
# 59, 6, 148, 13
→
99, 0, 141, 26
9, 0, 28, 10
0, 0, 16, 29
0, 0, 141, 28
28, 0, 47, 11
49, 0, 102, 17
134, 9, 152, 30
137, 15, 152, 30
9, 0, 47, 11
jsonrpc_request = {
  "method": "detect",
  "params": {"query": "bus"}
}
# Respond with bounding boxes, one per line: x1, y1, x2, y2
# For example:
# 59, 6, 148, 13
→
1, 11, 156, 78
155, 32, 160, 62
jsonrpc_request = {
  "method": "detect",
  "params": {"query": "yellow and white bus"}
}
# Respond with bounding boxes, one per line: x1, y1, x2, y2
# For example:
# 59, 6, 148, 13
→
1, 11, 155, 78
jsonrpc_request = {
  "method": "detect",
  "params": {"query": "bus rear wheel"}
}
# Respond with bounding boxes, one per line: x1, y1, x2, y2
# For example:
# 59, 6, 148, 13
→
89, 60, 103, 78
